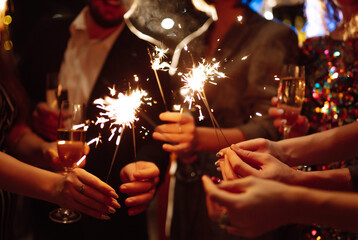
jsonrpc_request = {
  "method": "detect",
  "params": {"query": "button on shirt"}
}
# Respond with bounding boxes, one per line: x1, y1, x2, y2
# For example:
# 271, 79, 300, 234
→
59, 6, 124, 105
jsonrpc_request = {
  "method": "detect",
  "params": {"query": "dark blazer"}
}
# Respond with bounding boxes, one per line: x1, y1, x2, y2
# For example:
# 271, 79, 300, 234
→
19, 17, 171, 240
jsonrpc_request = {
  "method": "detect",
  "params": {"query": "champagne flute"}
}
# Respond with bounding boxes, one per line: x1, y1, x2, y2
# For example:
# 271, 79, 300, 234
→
277, 65, 306, 139
49, 100, 87, 224
45, 72, 68, 110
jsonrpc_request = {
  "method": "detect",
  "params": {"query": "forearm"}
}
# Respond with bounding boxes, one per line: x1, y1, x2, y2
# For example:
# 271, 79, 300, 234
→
288, 185, 358, 233
0, 152, 59, 203
277, 122, 358, 166
288, 168, 354, 191
5, 123, 50, 168
196, 127, 246, 152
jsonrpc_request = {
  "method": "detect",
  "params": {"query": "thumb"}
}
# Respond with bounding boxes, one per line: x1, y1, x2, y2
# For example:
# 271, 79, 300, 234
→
202, 176, 238, 207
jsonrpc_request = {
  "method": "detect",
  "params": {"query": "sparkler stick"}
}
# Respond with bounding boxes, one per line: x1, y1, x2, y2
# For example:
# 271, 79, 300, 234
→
106, 129, 124, 183
147, 47, 169, 111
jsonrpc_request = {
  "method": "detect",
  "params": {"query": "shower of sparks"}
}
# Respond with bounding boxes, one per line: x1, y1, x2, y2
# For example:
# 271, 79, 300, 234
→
93, 87, 149, 137
181, 59, 229, 146
151, 46, 172, 71
181, 59, 226, 110
92, 87, 150, 182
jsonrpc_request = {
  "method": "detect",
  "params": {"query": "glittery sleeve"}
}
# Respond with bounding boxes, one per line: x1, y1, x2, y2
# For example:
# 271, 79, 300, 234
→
348, 165, 358, 192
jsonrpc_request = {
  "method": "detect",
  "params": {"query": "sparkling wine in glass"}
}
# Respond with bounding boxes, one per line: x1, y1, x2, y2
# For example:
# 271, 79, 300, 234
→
277, 65, 305, 139
49, 100, 86, 224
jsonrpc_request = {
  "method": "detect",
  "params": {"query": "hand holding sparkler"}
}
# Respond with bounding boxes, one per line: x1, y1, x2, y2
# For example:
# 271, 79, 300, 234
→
119, 161, 160, 216
152, 112, 198, 163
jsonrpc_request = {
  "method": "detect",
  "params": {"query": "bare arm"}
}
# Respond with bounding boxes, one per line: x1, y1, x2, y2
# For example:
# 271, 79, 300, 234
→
220, 145, 354, 191
202, 176, 358, 238
0, 152, 120, 219
5, 123, 52, 168
195, 126, 246, 152
276, 122, 358, 166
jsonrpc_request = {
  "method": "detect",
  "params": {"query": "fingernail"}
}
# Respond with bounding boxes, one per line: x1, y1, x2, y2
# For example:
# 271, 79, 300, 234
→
112, 199, 121, 208
108, 207, 116, 214
110, 191, 119, 199
214, 160, 221, 166
230, 144, 240, 151
126, 199, 133, 204
277, 109, 284, 114
120, 185, 127, 191
216, 167, 221, 172
272, 97, 278, 103
101, 214, 110, 220
216, 152, 223, 158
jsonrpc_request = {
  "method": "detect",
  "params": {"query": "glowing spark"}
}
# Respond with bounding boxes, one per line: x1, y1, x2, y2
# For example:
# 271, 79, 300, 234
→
0, 0, 7, 30
87, 133, 102, 147
256, 112, 262, 117
93, 88, 149, 144
241, 55, 249, 60
237, 15, 243, 23
196, 105, 204, 121
181, 59, 226, 109
151, 46, 173, 71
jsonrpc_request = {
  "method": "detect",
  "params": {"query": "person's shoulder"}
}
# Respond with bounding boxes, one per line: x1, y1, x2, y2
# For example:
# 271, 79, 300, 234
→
246, 9, 297, 40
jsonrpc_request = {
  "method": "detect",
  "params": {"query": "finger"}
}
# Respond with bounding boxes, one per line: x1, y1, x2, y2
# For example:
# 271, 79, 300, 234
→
159, 112, 193, 124
231, 144, 265, 168
162, 142, 192, 152
74, 169, 118, 199
236, 139, 267, 151
217, 177, 252, 193
202, 176, 238, 206
71, 187, 117, 214
153, 132, 193, 144
67, 199, 112, 220
155, 123, 183, 134
271, 96, 278, 106
125, 189, 155, 207
226, 148, 258, 177
133, 167, 159, 180
268, 107, 284, 118
78, 182, 120, 208
128, 205, 147, 216
36, 102, 60, 117
223, 154, 239, 180
273, 118, 285, 128
120, 181, 155, 195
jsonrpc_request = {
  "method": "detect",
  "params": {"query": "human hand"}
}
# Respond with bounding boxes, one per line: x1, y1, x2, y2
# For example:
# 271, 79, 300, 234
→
269, 97, 309, 138
32, 102, 59, 141
119, 161, 160, 216
152, 112, 197, 163
202, 175, 293, 238
218, 144, 297, 184
52, 168, 120, 220
42, 142, 88, 171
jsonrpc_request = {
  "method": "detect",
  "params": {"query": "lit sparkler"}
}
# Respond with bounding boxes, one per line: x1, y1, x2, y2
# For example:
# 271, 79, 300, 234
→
181, 59, 229, 146
148, 46, 175, 111
93, 86, 150, 182
0, 0, 7, 31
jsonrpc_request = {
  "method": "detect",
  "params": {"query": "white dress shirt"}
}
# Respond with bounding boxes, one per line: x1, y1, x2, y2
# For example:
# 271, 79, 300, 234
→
59, 6, 124, 105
